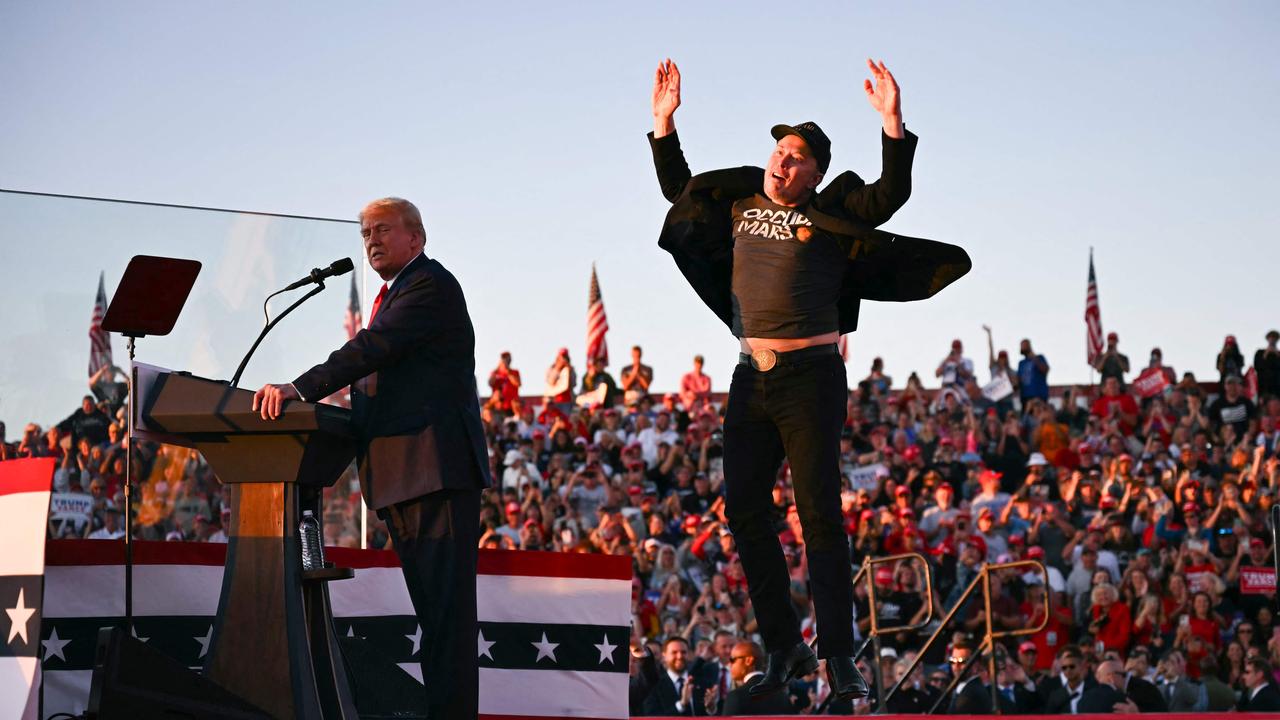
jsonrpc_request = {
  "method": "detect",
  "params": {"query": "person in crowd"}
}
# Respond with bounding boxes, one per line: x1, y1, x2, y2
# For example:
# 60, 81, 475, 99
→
1238, 657, 1280, 711
1254, 329, 1280, 399
1016, 338, 1050, 406
544, 348, 576, 410
621, 345, 655, 408
679, 355, 712, 415
486, 351, 522, 416
1092, 331, 1130, 386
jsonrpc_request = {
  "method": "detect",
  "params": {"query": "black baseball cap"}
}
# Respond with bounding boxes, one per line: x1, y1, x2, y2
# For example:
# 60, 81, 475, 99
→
771, 121, 831, 172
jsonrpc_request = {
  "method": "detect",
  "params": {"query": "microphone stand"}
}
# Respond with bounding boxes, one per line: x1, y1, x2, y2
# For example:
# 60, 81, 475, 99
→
230, 282, 327, 389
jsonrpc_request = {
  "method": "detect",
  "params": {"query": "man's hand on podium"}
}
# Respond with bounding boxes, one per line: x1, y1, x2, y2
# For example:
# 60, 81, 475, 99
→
252, 383, 300, 420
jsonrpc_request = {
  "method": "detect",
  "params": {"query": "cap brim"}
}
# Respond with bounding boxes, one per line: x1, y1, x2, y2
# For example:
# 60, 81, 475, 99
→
771, 124, 801, 142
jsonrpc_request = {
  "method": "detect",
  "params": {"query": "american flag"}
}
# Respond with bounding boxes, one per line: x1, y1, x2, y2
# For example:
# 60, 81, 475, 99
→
343, 273, 362, 340
586, 264, 609, 366
1084, 250, 1104, 366
88, 272, 112, 378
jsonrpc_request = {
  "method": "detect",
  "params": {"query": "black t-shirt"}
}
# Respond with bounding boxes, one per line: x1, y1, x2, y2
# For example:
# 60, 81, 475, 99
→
729, 195, 848, 338
1206, 395, 1255, 436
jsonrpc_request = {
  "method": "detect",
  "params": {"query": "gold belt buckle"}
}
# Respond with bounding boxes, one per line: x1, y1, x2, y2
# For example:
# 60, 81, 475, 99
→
750, 348, 778, 372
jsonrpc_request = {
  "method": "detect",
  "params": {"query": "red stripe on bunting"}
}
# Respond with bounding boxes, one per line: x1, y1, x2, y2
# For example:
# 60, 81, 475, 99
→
0, 458, 57, 497
44, 538, 631, 580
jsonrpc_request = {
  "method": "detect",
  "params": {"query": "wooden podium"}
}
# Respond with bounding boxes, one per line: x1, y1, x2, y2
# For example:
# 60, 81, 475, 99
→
139, 370, 358, 719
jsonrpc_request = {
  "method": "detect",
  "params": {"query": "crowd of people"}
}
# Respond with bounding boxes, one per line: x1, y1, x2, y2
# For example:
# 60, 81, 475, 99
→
5, 329, 1280, 714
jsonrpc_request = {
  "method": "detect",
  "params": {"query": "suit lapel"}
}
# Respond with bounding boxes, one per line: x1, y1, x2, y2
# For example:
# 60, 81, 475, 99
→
378, 254, 429, 317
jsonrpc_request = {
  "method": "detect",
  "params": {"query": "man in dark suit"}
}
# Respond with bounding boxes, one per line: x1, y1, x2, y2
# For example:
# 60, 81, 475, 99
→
1239, 658, 1280, 712
1036, 645, 1096, 714
711, 640, 797, 715
632, 636, 705, 716
1078, 659, 1139, 713
254, 197, 491, 718
947, 641, 993, 714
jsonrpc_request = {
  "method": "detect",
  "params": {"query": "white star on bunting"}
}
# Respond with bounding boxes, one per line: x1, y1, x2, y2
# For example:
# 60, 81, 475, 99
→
5, 588, 36, 645
594, 634, 618, 665
42, 626, 71, 662
477, 629, 495, 660
406, 625, 422, 657
532, 632, 559, 663
195, 624, 213, 659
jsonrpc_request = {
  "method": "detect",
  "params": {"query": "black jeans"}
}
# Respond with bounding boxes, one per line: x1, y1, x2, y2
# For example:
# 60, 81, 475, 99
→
722, 351, 853, 657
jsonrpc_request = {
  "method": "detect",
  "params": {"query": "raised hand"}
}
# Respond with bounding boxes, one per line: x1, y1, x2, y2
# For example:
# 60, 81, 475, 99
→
652, 59, 681, 137
864, 59, 904, 138
652, 59, 681, 118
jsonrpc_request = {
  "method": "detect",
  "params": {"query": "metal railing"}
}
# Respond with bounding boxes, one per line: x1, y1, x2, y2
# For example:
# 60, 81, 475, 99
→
880, 559, 1049, 715
811, 552, 935, 714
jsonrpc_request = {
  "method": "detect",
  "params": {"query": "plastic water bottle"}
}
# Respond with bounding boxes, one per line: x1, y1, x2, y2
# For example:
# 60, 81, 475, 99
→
300, 510, 324, 571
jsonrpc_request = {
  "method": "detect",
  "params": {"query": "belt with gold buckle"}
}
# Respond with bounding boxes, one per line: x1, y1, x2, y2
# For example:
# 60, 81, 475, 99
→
738, 344, 839, 373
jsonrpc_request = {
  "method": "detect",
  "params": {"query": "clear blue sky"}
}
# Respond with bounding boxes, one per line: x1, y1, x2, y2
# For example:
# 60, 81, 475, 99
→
2, 1, 1278, 431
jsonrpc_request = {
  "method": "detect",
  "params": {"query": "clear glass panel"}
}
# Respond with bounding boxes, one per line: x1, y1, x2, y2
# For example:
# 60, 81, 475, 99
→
0, 190, 373, 545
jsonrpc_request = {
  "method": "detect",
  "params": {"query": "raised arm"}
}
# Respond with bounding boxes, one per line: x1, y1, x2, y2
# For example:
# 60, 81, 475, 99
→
652, 58, 680, 139
648, 58, 692, 203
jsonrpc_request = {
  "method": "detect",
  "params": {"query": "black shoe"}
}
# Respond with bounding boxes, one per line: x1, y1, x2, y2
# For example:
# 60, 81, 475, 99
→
749, 642, 819, 696
826, 655, 870, 700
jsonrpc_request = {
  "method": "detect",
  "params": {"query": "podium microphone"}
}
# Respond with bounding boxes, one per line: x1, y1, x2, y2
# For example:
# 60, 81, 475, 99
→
282, 257, 354, 291
229, 257, 353, 388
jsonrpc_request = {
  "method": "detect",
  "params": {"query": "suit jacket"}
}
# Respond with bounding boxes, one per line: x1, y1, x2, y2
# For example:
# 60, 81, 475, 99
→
994, 684, 1040, 714
1037, 675, 1097, 714
720, 674, 796, 715
1123, 674, 1167, 713
949, 677, 994, 714
1159, 677, 1207, 712
1239, 682, 1280, 712
1076, 684, 1129, 713
293, 254, 492, 508
630, 654, 715, 716
647, 129, 970, 336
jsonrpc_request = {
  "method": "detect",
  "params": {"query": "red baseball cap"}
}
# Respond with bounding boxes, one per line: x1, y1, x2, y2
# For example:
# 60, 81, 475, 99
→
1107, 332, 1118, 342
904, 445, 922, 462
1018, 641, 1037, 654
1026, 546, 1045, 560
967, 536, 988, 557
683, 515, 701, 530
1182, 502, 1199, 515
875, 566, 894, 585
505, 501, 521, 514
895, 486, 911, 496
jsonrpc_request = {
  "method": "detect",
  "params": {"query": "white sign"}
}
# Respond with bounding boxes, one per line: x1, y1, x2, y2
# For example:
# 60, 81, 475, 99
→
848, 463, 889, 493
49, 492, 93, 520
982, 374, 1014, 402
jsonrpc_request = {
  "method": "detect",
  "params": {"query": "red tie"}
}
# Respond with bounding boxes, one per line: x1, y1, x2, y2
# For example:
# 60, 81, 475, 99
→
367, 283, 388, 326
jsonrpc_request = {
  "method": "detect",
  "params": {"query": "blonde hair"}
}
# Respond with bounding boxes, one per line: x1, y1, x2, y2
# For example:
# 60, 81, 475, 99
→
360, 197, 426, 243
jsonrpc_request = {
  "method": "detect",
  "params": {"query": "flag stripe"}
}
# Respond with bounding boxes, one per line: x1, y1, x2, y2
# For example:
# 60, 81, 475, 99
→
478, 576, 632, 626
45, 540, 630, 580
478, 669, 629, 719
0, 458, 57, 498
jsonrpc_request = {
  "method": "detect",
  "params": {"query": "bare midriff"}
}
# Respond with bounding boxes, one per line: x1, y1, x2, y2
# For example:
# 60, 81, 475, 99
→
740, 332, 840, 354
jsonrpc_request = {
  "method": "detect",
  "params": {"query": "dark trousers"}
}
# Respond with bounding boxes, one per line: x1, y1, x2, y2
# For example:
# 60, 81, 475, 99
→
378, 488, 481, 719
722, 352, 853, 657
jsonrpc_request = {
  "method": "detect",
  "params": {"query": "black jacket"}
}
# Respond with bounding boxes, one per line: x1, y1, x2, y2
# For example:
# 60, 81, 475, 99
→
1123, 674, 1168, 713
1076, 683, 1130, 713
949, 677, 994, 714
720, 674, 797, 715
293, 254, 492, 508
1239, 682, 1280, 712
1037, 675, 1098, 714
994, 684, 1040, 714
648, 129, 970, 336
